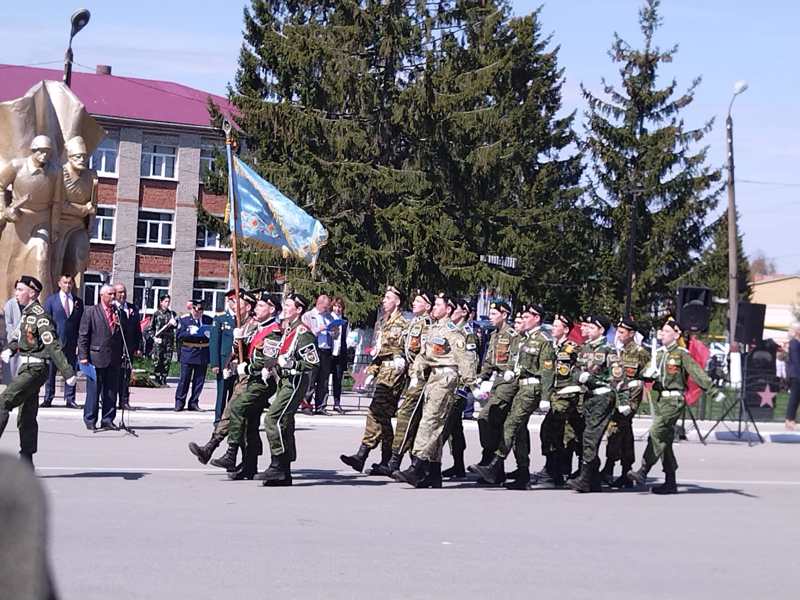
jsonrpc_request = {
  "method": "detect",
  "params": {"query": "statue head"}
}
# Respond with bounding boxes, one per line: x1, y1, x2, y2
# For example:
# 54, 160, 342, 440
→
30, 135, 53, 167
65, 136, 88, 171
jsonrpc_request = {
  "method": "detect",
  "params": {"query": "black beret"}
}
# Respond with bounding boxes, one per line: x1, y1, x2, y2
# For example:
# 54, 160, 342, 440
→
521, 303, 544, 316
456, 298, 474, 313
412, 289, 433, 306
158, 293, 171, 302
436, 292, 456, 310
663, 316, 682, 333
490, 301, 511, 314
583, 313, 611, 331
617, 316, 640, 332
19, 276, 42, 293
553, 313, 573, 328
287, 292, 309, 311
386, 285, 405, 304
256, 291, 282, 313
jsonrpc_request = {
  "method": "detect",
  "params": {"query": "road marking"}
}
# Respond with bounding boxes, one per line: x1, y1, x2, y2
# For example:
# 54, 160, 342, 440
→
680, 478, 800, 486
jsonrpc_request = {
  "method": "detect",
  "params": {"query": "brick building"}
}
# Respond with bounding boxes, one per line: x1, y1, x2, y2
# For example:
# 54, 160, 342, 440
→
1, 64, 234, 314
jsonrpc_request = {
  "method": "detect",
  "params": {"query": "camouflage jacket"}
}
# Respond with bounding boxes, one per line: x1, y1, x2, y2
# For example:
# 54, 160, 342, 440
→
515, 326, 555, 400
404, 313, 431, 364
9, 300, 75, 378
367, 308, 409, 387
616, 339, 651, 408
478, 323, 519, 384
241, 316, 284, 381
410, 317, 476, 386
149, 308, 177, 348
552, 337, 581, 396
576, 335, 621, 396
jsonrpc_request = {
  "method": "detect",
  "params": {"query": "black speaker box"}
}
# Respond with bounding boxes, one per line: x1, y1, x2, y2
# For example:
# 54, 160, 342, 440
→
735, 302, 766, 346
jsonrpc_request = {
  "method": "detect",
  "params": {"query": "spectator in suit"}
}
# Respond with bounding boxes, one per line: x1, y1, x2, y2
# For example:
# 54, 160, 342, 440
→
302, 294, 332, 415
113, 283, 141, 410
329, 297, 349, 414
41, 274, 83, 408
3, 281, 33, 380
174, 298, 213, 411
78, 284, 123, 430
786, 323, 800, 430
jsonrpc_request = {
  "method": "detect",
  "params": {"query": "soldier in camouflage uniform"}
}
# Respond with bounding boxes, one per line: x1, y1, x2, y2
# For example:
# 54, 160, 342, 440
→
395, 293, 477, 488
0, 276, 77, 465
537, 314, 581, 488
148, 294, 177, 385
628, 317, 724, 494
601, 317, 650, 488
467, 301, 519, 473
567, 314, 622, 493
474, 303, 555, 489
380, 290, 433, 477
340, 286, 408, 474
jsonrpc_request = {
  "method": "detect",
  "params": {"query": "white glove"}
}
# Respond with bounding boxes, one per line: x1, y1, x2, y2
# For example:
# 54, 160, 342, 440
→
153, 337, 163, 345
713, 391, 726, 403
409, 376, 418, 389
502, 370, 515, 382
233, 327, 246, 340
278, 356, 295, 370
540, 399, 551, 411
364, 373, 375, 387
391, 356, 406, 371
188, 325, 199, 335
222, 368, 232, 379
0, 348, 11, 363
479, 380, 493, 395
578, 371, 590, 384
168, 317, 177, 327
261, 368, 271, 384
642, 366, 659, 380
618, 404, 632, 416
65, 375, 77, 387
236, 362, 248, 376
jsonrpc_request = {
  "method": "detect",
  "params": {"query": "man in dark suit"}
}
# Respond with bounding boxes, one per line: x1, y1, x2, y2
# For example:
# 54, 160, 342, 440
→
41, 274, 84, 408
78, 284, 123, 430
113, 283, 141, 410
174, 298, 213, 411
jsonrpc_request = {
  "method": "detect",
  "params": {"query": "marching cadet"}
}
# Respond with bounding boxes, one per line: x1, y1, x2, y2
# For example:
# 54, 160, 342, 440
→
395, 293, 477, 488
628, 317, 724, 494
340, 285, 408, 474
149, 294, 177, 386
468, 301, 519, 476
537, 314, 581, 488
567, 314, 621, 493
0, 276, 77, 466
441, 299, 479, 479
210, 291, 283, 480
174, 298, 213, 411
261, 293, 317, 487
473, 303, 555, 489
379, 289, 433, 477
600, 317, 650, 488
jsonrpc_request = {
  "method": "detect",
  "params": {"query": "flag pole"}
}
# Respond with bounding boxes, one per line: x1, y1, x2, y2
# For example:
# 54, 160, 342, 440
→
223, 120, 245, 362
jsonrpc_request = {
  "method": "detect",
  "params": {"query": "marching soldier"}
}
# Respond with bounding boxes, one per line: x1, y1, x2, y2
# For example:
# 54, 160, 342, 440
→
209, 289, 248, 425
149, 293, 176, 386
628, 317, 724, 494
473, 303, 555, 489
0, 276, 77, 466
395, 293, 477, 488
261, 293, 317, 487
567, 314, 621, 493
600, 317, 650, 488
379, 289, 433, 477
340, 285, 408, 474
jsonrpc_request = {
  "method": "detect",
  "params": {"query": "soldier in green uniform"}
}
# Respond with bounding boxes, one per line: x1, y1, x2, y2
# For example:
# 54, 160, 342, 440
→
468, 301, 519, 475
0, 276, 76, 466
210, 291, 283, 480
628, 317, 724, 494
148, 294, 177, 386
537, 314, 581, 488
441, 299, 479, 479
380, 289, 433, 477
340, 285, 408, 474
474, 303, 555, 489
395, 293, 477, 488
261, 293, 318, 487
601, 316, 650, 488
567, 314, 621, 493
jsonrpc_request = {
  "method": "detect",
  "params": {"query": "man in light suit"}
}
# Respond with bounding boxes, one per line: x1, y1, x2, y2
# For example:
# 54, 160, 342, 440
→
41, 274, 84, 408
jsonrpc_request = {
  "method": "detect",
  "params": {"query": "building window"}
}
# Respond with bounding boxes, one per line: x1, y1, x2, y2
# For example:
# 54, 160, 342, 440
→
83, 273, 103, 306
200, 144, 218, 177
196, 224, 228, 249
89, 136, 118, 175
90, 206, 115, 243
192, 280, 228, 315
140, 144, 177, 179
133, 277, 170, 314
137, 210, 174, 247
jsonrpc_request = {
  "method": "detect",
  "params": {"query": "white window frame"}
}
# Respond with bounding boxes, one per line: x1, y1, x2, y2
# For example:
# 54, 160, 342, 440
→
195, 224, 229, 251
199, 143, 218, 177
140, 143, 177, 180
133, 276, 170, 315
192, 279, 228, 316
90, 204, 116, 244
89, 136, 119, 176
137, 209, 175, 248
83, 272, 103, 307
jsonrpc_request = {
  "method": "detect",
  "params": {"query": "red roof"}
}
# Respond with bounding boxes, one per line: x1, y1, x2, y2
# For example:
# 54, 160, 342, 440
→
0, 64, 233, 129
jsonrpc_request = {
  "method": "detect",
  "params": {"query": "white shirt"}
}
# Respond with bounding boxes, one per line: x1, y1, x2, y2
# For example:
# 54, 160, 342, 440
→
59, 290, 74, 316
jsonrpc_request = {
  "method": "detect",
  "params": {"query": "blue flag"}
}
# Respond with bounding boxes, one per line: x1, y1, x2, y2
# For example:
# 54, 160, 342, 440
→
231, 157, 328, 267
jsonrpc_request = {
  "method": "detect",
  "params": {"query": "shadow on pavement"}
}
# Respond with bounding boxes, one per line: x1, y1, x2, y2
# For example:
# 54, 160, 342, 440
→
679, 483, 757, 498
127, 425, 191, 432
38, 472, 147, 481
291, 469, 392, 486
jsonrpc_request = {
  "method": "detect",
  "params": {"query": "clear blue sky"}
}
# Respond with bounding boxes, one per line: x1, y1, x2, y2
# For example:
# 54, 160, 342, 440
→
2, 1, 797, 274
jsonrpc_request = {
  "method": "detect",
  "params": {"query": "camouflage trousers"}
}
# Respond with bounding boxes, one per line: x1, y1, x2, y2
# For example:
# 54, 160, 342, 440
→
361, 379, 406, 454
0, 363, 48, 455
392, 378, 426, 457
581, 390, 616, 465
477, 381, 518, 458
152, 343, 173, 382
495, 383, 539, 470
641, 393, 683, 474
412, 369, 459, 462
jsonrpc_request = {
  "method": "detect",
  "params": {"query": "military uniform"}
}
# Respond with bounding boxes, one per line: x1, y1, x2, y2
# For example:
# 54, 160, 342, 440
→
149, 306, 176, 385
0, 291, 75, 461
209, 309, 237, 424
174, 305, 213, 411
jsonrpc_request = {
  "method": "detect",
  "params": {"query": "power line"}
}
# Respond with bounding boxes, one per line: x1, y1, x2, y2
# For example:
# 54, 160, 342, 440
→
739, 179, 800, 188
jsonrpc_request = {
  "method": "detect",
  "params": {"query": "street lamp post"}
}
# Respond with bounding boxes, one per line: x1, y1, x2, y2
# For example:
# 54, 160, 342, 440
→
624, 185, 644, 317
62, 8, 91, 88
726, 80, 748, 350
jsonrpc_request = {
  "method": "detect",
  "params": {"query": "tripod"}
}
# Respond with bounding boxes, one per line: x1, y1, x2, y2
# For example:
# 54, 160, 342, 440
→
676, 403, 707, 445
700, 346, 763, 444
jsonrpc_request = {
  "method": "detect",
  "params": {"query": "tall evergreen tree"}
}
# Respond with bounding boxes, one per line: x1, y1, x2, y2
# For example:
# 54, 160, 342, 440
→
582, 0, 722, 322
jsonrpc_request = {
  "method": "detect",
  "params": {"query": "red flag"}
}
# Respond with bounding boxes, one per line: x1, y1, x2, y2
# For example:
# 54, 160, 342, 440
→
685, 337, 710, 406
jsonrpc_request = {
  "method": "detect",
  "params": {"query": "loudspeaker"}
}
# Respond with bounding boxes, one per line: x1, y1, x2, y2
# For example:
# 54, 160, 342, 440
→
735, 302, 766, 346
676, 286, 711, 333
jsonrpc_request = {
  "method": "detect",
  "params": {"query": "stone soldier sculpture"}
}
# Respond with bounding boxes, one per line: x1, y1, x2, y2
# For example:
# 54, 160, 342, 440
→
340, 285, 408, 474
148, 294, 177, 386
0, 276, 76, 466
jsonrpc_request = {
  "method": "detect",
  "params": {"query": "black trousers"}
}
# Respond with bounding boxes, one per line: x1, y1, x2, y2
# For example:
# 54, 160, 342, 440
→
787, 377, 800, 421
43, 348, 77, 405
83, 365, 119, 426
330, 353, 347, 406
175, 362, 207, 409
312, 349, 333, 409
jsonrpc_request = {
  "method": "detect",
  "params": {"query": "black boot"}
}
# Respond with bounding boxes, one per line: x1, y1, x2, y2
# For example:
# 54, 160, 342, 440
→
367, 446, 392, 475
210, 443, 239, 470
627, 464, 650, 487
600, 459, 616, 486
262, 454, 292, 486
394, 458, 428, 487
566, 460, 594, 493
505, 469, 531, 490
473, 456, 505, 485
419, 461, 442, 488
19, 452, 34, 468
229, 446, 259, 480
441, 452, 466, 479
370, 451, 401, 477
188, 432, 224, 465
568, 455, 583, 480
340, 444, 371, 473
467, 448, 493, 474
651, 471, 678, 495
611, 462, 634, 489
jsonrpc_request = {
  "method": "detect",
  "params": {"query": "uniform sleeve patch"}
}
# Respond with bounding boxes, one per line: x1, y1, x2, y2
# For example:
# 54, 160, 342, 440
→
31, 305, 44, 315
37, 318, 50, 328
41, 331, 54, 345
25, 316, 37, 324
299, 343, 319, 365
466, 343, 477, 351
543, 360, 554, 370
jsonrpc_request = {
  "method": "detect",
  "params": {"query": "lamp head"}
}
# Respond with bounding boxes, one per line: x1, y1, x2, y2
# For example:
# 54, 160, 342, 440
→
733, 80, 749, 96
70, 9, 91, 40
